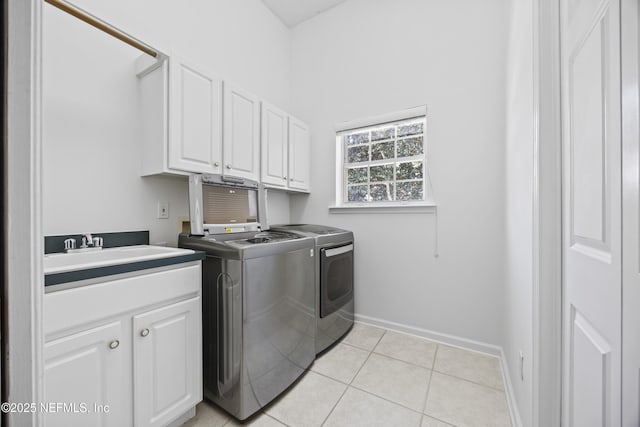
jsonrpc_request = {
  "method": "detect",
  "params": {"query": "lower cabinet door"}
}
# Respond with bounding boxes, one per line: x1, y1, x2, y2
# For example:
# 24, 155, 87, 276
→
133, 297, 202, 427
44, 321, 129, 427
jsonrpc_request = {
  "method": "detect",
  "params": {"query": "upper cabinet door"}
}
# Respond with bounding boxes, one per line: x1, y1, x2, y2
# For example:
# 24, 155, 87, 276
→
261, 102, 288, 187
223, 84, 260, 181
168, 55, 222, 174
288, 117, 311, 191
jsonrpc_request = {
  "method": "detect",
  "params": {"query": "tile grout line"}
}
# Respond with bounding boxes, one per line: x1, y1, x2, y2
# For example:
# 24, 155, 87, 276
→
318, 379, 350, 427
348, 382, 426, 417
422, 347, 460, 427
342, 336, 502, 392
370, 348, 436, 370
262, 411, 292, 427
422, 413, 458, 427
430, 368, 507, 393
320, 330, 386, 426
421, 344, 440, 415
349, 330, 384, 386
345, 328, 432, 415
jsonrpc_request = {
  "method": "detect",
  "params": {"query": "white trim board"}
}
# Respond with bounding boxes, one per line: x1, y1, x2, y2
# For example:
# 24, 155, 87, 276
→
355, 315, 523, 427
335, 105, 427, 133
531, 0, 562, 425
6, 0, 45, 425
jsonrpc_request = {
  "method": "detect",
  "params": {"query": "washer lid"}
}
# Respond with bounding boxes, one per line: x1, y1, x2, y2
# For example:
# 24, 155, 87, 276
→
272, 224, 346, 235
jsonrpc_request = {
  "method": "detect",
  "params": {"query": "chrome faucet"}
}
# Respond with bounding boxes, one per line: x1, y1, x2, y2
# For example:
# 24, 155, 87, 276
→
63, 233, 103, 253
81, 233, 94, 248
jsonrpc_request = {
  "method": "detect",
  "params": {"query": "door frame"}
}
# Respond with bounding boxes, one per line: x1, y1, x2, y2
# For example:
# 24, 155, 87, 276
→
532, 0, 563, 425
6, 0, 45, 426
621, 0, 639, 424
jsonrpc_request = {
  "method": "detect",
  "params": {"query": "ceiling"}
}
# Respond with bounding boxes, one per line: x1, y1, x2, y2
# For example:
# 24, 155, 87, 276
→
261, 0, 348, 28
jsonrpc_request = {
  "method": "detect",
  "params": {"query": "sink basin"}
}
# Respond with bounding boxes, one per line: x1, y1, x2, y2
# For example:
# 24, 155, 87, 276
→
44, 245, 195, 275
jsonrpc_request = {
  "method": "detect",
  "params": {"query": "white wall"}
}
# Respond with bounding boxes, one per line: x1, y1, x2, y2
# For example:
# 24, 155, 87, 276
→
42, 0, 292, 246
504, 0, 535, 425
290, 0, 509, 345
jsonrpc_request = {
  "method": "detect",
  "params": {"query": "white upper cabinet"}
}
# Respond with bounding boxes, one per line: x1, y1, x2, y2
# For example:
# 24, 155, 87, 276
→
138, 54, 222, 176
288, 116, 311, 191
168, 55, 222, 174
138, 54, 310, 190
261, 102, 288, 187
223, 84, 260, 181
260, 103, 311, 192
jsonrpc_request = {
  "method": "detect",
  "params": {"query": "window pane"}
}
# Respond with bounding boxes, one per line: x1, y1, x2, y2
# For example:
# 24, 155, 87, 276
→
397, 136, 423, 158
371, 127, 394, 141
396, 181, 424, 201
347, 167, 368, 184
347, 185, 369, 202
397, 122, 424, 137
370, 183, 394, 201
396, 161, 423, 180
347, 145, 370, 163
369, 164, 394, 182
371, 141, 394, 161
345, 132, 370, 145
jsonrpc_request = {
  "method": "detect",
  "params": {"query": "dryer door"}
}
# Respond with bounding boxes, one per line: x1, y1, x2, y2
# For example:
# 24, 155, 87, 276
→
320, 243, 354, 318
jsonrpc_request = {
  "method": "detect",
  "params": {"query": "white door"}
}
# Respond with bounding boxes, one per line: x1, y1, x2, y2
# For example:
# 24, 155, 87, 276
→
561, 0, 622, 425
168, 54, 223, 174
133, 297, 202, 427
44, 321, 129, 427
288, 116, 311, 191
223, 83, 260, 181
261, 102, 288, 187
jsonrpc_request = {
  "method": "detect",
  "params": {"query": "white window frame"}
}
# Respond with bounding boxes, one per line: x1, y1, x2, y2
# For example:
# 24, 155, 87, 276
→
331, 106, 435, 212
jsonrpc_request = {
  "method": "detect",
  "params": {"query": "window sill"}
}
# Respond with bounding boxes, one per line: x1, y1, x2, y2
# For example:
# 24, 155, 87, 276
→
328, 203, 436, 214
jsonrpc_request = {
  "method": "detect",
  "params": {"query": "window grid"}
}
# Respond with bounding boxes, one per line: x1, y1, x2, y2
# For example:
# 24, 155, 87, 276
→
342, 117, 426, 204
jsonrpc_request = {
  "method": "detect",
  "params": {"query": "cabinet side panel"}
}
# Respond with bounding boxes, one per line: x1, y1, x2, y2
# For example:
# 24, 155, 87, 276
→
140, 60, 168, 176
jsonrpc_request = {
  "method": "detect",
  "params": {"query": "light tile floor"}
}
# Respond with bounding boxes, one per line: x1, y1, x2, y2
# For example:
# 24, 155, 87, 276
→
184, 323, 512, 427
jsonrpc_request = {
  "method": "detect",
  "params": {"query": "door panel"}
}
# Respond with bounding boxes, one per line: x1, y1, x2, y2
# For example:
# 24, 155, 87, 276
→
223, 84, 260, 181
288, 117, 310, 191
261, 102, 288, 186
571, 309, 612, 426
133, 297, 202, 427
44, 321, 129, 427
561, 0, 622, 425
570, 18, 605, 245
169, 55, 222, 174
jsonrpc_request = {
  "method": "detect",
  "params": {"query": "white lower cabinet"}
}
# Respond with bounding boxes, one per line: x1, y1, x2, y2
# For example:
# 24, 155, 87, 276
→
44, 321, 129, 427
44, 263, 202, 427
133, 298, 201, 427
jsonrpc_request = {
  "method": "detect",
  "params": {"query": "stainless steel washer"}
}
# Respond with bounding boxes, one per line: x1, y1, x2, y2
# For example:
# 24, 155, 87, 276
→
179, 230, 315, 420
270, 224, 354, 354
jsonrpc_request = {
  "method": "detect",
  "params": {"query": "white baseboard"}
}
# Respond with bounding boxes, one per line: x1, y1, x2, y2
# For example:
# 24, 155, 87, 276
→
498, 349, 524, 427
354, 314, 523, 427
